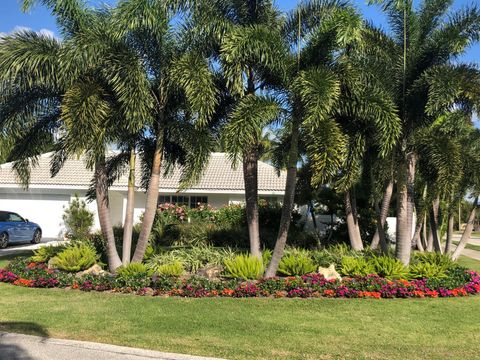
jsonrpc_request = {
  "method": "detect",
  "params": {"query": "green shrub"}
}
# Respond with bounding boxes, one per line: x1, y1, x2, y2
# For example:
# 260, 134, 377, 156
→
412, 252, 455, 269
50, 244, 99, 272
408, 262, 447, 280
224, 254, 264, 280
62, 195, 95, 239
31, 244, 68, 263
369, 256, 408, 280
153, 261, 184, 276
277, 254, 316, 276
116, 262, 151, 279
340, 256, 375, 277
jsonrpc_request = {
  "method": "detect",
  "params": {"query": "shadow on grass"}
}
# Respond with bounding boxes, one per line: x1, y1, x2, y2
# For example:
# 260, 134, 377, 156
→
0, 322, 49, 360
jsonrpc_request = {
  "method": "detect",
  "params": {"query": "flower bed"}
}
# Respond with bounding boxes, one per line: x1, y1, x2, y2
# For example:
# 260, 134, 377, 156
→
2, 259, 480, 299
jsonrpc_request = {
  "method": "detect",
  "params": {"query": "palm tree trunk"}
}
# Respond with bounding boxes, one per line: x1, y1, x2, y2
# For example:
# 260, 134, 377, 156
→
344, 190, 363, 251
371, 179, 393, 251
265, 117, 300, 277
430, 197, 443, 253
131, 132, 163, 263
95, 159, 122, 272
412, 213, 424, 252
422, 214, 428, 250
395, 152, 416, 265
452, 197, 478, 260
445, 211, 454, 254
243, 146, 261, 259
122, 148, 136, 265
374, 202, 389, 253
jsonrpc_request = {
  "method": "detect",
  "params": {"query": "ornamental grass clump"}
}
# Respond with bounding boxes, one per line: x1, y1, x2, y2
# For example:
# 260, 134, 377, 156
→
224, 254, 264, 280
50, 243, 99, 272
340, 256, 375, 277
116, 262, 150, 278
277, 254, 316, 276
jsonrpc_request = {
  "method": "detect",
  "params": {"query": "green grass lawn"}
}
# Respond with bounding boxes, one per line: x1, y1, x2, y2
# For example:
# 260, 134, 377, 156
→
0, 254, 480, 359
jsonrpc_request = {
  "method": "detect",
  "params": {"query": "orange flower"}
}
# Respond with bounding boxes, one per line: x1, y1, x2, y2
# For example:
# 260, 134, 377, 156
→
413, 290, 425, 298
13, 278, 33, 287
323, 289, 335, 297
221, 288, 235, 297
72, 282, 79, 290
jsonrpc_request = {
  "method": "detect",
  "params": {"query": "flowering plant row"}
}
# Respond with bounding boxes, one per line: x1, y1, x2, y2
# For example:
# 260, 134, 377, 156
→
1, 259, 480, 299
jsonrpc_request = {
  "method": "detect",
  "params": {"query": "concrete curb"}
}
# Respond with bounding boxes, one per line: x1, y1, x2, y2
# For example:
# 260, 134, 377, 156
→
0, 332, 226, 360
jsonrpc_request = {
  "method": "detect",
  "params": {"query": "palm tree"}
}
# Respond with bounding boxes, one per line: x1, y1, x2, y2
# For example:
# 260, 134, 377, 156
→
1, 0, 217, 269
367, 0, 480, 264
188, 0, 287, 258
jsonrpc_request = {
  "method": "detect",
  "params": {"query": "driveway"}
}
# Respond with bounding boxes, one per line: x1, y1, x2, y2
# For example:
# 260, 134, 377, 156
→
0, 332, 225, 360
0, 238, 66, 257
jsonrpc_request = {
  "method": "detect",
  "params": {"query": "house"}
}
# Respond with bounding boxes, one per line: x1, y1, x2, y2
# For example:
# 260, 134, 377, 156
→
0, 153, 286, 238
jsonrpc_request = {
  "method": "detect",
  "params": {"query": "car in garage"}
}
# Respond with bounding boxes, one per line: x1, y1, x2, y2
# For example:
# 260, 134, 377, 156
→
0, 211, 42, 248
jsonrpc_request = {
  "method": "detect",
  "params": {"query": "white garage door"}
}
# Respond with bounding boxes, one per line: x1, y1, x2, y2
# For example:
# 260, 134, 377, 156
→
0, 193, 70, 238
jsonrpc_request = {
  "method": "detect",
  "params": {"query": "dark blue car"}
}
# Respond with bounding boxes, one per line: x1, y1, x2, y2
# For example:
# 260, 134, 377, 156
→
0, 211, 42, 248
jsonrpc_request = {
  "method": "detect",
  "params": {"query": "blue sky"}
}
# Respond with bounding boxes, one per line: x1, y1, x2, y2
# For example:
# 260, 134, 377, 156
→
0, 0, 478, 122
1, 0, 478, 63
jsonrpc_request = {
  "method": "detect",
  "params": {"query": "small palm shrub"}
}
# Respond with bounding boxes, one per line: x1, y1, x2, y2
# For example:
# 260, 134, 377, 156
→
340, 256, 375, 277
262, 248, 272, 267
153, 261, 184, 276
50, 243, 99, 272
369, 256, 408, 280
116, 263, 151, 279
277, 254, 316, 276
408, 262, 447, 280
224, 255, 264, 280
31, 244, 68, 263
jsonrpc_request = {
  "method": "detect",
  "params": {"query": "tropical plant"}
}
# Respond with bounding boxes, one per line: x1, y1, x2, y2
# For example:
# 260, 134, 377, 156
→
277, 254, 316, 276
369, 256, 408, 280
116, 262, 151, 280
31, 244, 69, 263
368, 0, 480, 264
340, 256, 375, 277
188, 0, 288, 259
223, 254, 264, 280
151, 261, 184, 276
408, 262, 447, 280
50, 243, 99, 272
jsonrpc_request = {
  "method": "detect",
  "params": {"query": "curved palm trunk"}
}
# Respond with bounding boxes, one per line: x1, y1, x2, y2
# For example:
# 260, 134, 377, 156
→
344, 190, 363, 251
243, 146, 261, 259
132, 133, 163, 263
95, 160, 121, 272
412, 213, 424, 252
430, 197, 443, 254
395, 152, 416, 265
122, 148, 136, 265
265, 119, 299, 277
371, 180, 393, 251
444, 212, 454, 254
452, 197, 478, 260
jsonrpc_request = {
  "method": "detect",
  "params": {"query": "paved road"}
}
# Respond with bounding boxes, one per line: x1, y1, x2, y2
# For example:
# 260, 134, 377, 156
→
0, 238, 65, 257
0, 333, 225, 360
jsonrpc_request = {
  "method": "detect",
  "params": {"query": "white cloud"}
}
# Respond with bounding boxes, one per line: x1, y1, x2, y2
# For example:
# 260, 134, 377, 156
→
9, 26, 57, 39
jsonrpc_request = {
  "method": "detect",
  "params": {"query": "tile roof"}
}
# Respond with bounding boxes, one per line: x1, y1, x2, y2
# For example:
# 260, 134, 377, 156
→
0, 152, 286, 193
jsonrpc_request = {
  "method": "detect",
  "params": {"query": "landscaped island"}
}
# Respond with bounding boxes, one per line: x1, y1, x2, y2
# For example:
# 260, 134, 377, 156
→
2, 242, 479, 299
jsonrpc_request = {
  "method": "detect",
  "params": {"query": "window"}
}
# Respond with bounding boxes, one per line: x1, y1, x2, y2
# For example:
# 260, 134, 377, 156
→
8, 213, 24, 222
0, 212, 8, 222
171, 195, 189, 206
158, 195, 171, 204
190, 196, 208, 208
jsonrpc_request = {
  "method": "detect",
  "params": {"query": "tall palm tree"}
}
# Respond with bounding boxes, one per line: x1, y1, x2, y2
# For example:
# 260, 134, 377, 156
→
1, 0, 218, 269
188, 0, 287, 258
367, 0, 480, 264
